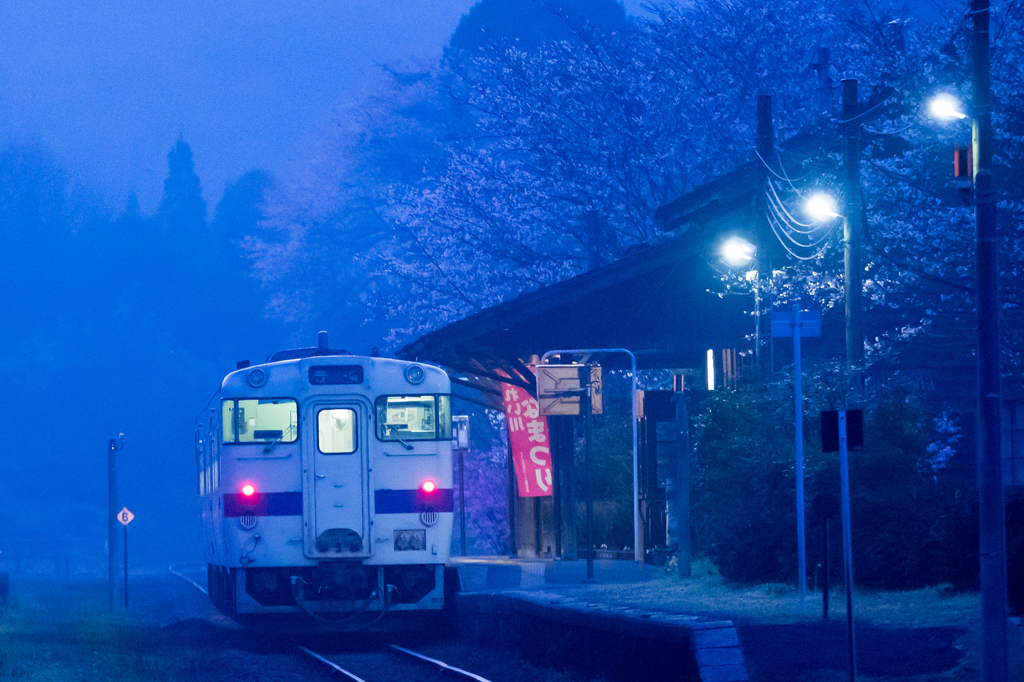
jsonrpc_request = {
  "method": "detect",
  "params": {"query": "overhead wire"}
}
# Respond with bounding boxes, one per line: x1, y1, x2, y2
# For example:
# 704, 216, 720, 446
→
766, 202, 836, 248
766, 177, 819, 229
765, 209, 828, 260
762, 175, 839, 260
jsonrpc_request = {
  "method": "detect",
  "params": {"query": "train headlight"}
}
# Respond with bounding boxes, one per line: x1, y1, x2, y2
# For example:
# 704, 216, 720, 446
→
404, 364, 425, 385
242, 483, 256, 497
247, 367, 267, 387
420, 480, 436, 494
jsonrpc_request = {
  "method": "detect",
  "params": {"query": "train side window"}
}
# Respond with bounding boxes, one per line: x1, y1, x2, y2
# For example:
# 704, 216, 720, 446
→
195, 426, 206, 495
438, 395, 452, 439
221, 398, 298, 444
222, 401, 235, 443
317, 408, 357, 454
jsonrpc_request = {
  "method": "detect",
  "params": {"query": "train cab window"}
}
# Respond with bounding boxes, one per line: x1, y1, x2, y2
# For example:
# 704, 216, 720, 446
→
317, 408, 357, 454
437, 394, 452, 440
375, 395, 453, 444
221, 398, 298, 444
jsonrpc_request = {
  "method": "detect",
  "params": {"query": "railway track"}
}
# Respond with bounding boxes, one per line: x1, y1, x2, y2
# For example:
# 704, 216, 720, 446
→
171, 564, 494, 682
298, 643, 493, 682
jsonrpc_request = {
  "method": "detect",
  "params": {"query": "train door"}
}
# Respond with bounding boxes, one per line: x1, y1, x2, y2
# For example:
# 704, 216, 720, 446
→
304, 401, 370, 557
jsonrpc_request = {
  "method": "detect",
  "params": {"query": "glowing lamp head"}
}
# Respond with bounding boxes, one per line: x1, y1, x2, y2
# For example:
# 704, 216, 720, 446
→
720, 237, 756, 268
929, 93, 967, 121
241, 484, 256, 497
806, 192, 841, 221
420, 480, 437, 494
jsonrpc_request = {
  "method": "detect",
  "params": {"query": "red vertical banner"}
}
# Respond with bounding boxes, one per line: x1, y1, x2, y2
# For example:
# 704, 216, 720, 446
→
502, 383, 553, 497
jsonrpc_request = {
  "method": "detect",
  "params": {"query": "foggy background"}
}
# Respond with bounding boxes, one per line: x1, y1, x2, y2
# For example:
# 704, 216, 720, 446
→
0, 0, 643, 572
0, 0, 992, 583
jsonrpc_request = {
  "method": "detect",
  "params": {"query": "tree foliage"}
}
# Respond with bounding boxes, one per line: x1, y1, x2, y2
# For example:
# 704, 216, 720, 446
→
693, 366, 979, 590
240, 0, 1024, 585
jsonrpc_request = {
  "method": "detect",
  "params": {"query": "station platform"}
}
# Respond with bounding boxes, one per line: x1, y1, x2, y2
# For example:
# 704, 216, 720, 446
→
448, 555, 655, 591
447, 556, 748, 682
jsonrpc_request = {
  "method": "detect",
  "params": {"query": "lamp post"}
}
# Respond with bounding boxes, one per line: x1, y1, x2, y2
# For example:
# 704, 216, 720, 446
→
719, 236, 760, 378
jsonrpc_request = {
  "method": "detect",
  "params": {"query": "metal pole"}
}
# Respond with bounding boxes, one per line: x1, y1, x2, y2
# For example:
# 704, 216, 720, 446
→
675, 394, 691, 578
793, 305, 806, 614
839, 411, 857, 682
972, 2, 1007, 681
582, 365, 594, 582
123, 524, 128, 611
459, 447, 467, 556
823, 516, 830, 621
107, 438, 118, 612
553, 418, 563, 558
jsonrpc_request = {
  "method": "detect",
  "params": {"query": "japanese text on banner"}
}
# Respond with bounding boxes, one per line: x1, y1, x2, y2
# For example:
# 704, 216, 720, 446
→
502, 383, 553, 497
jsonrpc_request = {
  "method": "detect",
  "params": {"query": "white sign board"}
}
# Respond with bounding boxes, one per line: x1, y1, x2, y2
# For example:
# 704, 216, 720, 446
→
117, 507, 135, 526
771, 309, 822, 338
537, 365, 602, 416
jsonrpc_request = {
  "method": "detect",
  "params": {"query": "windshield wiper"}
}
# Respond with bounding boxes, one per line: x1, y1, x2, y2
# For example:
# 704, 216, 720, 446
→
387, 426, 414, 451
263, 425, 295, 454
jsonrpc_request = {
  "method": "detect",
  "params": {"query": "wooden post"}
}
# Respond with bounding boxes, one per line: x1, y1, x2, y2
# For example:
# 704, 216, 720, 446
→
842, 79, 864, 369
674, 393, 691, 578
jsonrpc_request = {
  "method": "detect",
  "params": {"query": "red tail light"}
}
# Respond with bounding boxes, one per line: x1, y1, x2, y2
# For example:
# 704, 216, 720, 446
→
420, 480, 436, 494
241, 484, 256, 496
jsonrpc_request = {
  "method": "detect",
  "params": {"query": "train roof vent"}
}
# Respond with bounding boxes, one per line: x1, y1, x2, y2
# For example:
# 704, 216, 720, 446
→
268, 331, 352, 362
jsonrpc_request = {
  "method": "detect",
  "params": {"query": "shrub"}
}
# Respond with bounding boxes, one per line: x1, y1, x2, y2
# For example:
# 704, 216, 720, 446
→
693, 367, 978, 590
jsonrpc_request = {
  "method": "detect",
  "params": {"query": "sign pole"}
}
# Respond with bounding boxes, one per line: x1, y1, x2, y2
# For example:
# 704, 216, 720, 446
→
123, 523, 128, 611
793, 305, 807, 615
773, 310, 819, 615
459, 446, 467, 556
581, 365, 594, 582
116, 507, 134, 613
839, 411, 857, 682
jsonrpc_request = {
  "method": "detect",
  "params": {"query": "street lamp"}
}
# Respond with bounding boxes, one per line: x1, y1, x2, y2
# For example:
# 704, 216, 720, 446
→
805, 192, 842, 222
718, 236, 761, 377
928, 93, 968, 121
720, 236, 757, 268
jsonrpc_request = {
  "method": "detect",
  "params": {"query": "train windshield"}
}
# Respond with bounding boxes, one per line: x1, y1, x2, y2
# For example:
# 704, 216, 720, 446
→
375, 395, 452, 442
222, 398, 298, 444
317, 408, 357, 454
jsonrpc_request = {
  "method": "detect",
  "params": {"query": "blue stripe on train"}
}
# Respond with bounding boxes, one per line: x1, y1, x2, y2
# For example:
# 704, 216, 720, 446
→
374, 488, 454, 514
224, 491, 303, 517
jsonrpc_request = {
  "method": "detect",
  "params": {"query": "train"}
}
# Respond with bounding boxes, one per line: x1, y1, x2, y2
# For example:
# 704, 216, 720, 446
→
195, 332, 455, 626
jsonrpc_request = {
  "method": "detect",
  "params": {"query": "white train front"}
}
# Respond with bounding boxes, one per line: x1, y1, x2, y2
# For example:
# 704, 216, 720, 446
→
195, 334, 454, 623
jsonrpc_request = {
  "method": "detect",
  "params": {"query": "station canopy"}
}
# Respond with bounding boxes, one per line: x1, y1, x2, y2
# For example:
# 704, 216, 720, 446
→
395, 228, 751, 400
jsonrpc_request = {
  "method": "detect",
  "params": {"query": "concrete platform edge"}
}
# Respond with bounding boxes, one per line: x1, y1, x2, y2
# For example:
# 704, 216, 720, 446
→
453, 590, 749, 682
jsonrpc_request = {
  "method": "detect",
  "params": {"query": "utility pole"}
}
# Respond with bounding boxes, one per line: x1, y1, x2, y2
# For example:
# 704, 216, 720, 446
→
755, 94, 775, 373
842, 79, 864, 370
972, 1, 1007, 680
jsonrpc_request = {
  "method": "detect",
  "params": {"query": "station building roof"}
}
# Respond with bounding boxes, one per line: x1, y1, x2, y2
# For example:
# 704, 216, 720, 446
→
395, 225, 753, 399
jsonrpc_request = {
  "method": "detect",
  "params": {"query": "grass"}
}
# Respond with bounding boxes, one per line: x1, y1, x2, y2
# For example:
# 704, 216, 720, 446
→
541, 558, 1024, 681
543, 557, 981, 626
0, 579, 198, 682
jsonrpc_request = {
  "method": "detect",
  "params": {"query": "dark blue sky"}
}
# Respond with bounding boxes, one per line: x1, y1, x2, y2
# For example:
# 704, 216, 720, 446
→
0, 1, 651, 215
0, 0, 482, 214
